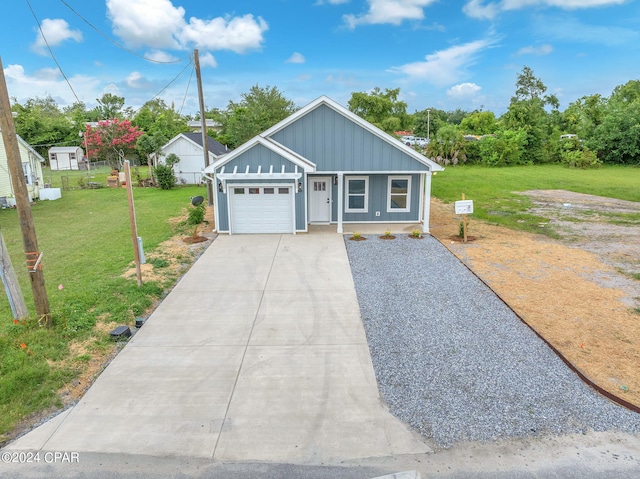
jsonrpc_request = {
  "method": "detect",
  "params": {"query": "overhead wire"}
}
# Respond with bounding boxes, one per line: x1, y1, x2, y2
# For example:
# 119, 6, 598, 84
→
23, 1, 199, 118
59, 0, 190, 64
178, 63, 195, 115
25, 0, 81, 104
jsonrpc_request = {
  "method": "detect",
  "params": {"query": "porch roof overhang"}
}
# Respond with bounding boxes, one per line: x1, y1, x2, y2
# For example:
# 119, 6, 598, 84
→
216, 164, 304, 193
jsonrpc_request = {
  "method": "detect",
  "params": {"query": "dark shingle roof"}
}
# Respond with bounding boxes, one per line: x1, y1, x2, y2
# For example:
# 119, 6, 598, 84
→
183, 132, 230, 156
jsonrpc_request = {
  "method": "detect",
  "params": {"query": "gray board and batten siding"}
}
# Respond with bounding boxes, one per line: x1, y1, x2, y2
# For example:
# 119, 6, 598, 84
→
270, 104, 431, 173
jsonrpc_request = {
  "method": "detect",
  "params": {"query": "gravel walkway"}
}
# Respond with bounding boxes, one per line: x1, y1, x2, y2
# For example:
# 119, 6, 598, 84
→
345, 234, 640, 448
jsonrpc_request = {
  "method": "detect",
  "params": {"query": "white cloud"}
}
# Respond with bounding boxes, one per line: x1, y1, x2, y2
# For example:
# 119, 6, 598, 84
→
517, 43, 553, 55
447, 82, 482, 98
199, 52, 218, 68
106, 0, 268, 54
344, 0, 438, 28
286, 52, 306, 64
389, 38, 496, 86
125, 71, 148, 88
31, 18, 83, 55
178, 15, 268, 54
144, 50, 180, 63
4, 64, 101, 107
106, 0, 184, 49
464, 0, 627, 19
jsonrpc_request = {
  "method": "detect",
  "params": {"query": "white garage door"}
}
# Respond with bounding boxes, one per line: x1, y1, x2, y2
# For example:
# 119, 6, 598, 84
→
230, 186, 294, 234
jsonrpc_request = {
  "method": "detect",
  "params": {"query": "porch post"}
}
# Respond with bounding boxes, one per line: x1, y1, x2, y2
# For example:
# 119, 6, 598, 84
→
336, 172, 344, 234
422, 171, 432, 234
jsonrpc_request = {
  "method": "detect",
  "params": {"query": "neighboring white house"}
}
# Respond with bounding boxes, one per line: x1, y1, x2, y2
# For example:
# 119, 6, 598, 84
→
0, 128, 46, 203
48, 146, 84, 171
153, 133, 230, 185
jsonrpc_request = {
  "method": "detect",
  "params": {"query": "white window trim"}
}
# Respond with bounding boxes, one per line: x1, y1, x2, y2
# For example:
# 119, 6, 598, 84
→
387, 175, 411, 213
345, 176, 369, 213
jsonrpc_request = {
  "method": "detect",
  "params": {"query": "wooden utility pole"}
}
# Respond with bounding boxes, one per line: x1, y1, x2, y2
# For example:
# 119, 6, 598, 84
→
0, 57, 51, 326
0, 228, 29, 320
194, 49, 214, 206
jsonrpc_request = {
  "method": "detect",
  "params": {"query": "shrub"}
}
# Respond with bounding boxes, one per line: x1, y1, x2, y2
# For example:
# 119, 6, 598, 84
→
187, 204, 206, 237
562, 149, 601, 169
153, 165, 176, 190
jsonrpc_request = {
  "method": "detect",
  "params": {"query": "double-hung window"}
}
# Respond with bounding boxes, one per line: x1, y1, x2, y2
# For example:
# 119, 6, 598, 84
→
387, 176, 411, 212
345, 176, 368, 213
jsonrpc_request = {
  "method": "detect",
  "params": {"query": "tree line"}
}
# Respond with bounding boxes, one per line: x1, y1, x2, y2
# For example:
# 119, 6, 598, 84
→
10, 67, 640, 170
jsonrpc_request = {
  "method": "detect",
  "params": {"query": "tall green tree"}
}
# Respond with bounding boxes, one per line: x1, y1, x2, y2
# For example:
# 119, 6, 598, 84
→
11, 95, 77, 157
348, 87, 410, 134
221, 85, 297, 148
92, 93, 126, 120
502, 66, 558, 163
132, 99, 188, 145
460, 111, 497, 135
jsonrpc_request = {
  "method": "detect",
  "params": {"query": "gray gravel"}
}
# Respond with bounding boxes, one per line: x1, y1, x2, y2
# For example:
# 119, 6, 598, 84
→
345, 234, 640, 448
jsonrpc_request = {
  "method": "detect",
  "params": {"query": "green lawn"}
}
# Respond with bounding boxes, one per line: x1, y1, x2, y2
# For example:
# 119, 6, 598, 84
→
0, 181, 208, 443
431, 164, 640, 236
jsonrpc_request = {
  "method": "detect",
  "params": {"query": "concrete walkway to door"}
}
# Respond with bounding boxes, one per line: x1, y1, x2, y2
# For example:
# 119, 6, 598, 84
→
6, 234, 428, 463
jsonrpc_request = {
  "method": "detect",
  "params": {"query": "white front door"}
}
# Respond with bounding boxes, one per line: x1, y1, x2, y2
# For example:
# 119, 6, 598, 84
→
308, 177, 331, 223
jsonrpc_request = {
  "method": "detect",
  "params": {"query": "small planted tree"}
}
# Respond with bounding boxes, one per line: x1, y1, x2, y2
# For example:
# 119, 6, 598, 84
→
187, 203, 206, 238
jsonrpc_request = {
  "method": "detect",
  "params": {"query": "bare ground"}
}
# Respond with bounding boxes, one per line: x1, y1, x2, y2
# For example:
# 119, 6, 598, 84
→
430, 192, 640, 407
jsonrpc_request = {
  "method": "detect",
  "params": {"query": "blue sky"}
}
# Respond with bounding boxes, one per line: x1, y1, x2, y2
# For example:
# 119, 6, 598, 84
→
2, 0, 639, 117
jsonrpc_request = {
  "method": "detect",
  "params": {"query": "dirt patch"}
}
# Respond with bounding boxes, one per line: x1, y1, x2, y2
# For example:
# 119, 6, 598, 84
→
430, 192, 640, 407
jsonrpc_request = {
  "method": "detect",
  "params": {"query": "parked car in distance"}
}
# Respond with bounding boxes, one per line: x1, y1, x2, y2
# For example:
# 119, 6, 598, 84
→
401, 135, 415, 146
414, 137, 429, 148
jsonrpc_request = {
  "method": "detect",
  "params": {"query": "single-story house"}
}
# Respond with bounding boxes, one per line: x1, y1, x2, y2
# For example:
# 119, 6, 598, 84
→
0, 129, 46, 203
153, 133, 230, 185
48, 146, 84, 170
203, 95, 444, 235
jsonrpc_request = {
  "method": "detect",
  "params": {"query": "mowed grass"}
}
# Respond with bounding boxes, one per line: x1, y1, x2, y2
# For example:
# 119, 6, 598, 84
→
431, 164, 640, 236
0, 176, 208, 443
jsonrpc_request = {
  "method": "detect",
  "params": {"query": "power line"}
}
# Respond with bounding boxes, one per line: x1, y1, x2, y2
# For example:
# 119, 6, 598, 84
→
59, 0, 190, 65
179, 63, 195, 115
25, 0, 81, 104
147, 57, 194, 106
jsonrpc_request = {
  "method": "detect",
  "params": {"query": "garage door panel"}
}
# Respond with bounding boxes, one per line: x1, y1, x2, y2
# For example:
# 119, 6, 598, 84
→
230, 186, 293, 234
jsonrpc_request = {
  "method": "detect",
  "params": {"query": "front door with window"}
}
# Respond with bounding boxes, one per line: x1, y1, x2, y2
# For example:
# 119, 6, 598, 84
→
308, 177, 331, 223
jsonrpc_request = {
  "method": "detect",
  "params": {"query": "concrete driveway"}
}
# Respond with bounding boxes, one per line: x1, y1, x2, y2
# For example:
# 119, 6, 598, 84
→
6, 234, 428, 463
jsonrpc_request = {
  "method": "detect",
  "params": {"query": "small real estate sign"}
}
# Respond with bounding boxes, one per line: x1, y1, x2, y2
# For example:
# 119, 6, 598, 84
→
454, 199, 474, 215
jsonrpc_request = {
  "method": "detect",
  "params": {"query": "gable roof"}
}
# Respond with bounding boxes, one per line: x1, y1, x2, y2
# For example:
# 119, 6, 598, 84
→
48, 146, 83, 154
210, 136, 316, 173
179, 132, 230, 156
18, 136, 46, 163
0, 129, 46, 163
261, 95, 444, 172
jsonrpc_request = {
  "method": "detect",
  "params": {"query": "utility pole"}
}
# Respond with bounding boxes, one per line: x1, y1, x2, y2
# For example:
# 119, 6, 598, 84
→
194, 49, 214, 206
0, 57, 51, 326
0, 228, 29, 321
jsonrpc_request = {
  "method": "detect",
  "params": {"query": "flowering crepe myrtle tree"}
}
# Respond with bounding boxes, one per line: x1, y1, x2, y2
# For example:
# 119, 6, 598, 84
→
84, 119, 144, 169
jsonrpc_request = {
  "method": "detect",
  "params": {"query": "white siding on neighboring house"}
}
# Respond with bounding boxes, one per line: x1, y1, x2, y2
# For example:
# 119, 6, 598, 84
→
154, 133, 230, 185
0, 130, 45, 200
162, 138, 208, 185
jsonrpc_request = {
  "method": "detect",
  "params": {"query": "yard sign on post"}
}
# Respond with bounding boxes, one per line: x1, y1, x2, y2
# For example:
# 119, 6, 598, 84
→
454, 194, 474, 243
